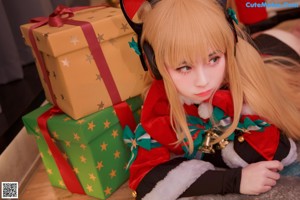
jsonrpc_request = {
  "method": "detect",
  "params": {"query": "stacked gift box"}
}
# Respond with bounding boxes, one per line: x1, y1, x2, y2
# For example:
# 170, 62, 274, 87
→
21, 5, 146, 199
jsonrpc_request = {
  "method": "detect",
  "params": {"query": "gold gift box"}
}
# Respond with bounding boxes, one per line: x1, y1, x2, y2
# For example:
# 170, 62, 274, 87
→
20, 6, 146, 119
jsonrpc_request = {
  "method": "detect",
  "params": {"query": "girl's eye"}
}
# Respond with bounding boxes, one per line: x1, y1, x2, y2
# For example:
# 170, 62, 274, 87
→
176, 65, 191, 73
208, 56, 220, 65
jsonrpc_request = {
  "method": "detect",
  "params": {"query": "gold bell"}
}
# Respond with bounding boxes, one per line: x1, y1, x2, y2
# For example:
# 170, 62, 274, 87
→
238, 136, 245, 142
132, 190, 137, 198
199, 131, 216, 154
218, 139, 229, 149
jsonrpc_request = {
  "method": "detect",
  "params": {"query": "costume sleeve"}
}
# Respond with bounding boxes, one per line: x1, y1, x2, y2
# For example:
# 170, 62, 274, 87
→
141, 80, 183, 154
211, 90, 297, 167
135, 157, 242, 200
221, 128, 297, 168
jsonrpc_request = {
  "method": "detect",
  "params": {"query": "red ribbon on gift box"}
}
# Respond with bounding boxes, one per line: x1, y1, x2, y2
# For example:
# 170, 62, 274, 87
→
28, 4, 124, 107
31, 5, 138, 195
37, 102, 137, 195
37, 106, 85, 194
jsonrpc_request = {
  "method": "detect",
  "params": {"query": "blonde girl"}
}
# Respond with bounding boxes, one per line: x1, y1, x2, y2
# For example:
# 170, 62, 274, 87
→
121, 0, 300, 199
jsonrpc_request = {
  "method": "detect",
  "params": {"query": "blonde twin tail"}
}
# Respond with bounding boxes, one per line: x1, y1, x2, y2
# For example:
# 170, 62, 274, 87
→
234, 38, 300, 140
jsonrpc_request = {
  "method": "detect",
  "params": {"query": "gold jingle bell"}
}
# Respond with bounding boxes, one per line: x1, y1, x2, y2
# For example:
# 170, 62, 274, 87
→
218, 139, 229, 149
199, 130, 218, 154
238, 135, 245, 142
132, 190, 137, 198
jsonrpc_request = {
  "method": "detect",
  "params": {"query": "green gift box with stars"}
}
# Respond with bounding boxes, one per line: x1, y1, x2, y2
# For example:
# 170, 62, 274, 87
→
22, 96, 142, 199
20, 6, 147, 120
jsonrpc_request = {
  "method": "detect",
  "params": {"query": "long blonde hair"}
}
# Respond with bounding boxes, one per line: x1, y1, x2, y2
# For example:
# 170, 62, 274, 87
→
140, 0, 300, 153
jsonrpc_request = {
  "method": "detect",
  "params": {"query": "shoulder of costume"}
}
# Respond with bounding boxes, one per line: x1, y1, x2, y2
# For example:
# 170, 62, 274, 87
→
212, 90, 234, 117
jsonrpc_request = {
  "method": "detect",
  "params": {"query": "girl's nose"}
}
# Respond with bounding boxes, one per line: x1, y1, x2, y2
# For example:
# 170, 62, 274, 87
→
195, 67, 208, 87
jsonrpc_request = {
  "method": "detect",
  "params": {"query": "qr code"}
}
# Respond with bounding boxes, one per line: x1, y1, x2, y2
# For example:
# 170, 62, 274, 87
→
1, 182, 18, 199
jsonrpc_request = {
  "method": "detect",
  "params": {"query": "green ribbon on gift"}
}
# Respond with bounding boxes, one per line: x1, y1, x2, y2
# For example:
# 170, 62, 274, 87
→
123, 123, 161, 169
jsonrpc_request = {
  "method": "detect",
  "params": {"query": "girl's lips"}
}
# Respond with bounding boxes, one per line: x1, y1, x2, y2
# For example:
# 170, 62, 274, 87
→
195, 90, 212, 97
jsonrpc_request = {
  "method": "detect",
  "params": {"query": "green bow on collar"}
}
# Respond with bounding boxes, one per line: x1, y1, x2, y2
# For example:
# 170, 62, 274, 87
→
123, 123, 161, 169
184, 107, 270, 159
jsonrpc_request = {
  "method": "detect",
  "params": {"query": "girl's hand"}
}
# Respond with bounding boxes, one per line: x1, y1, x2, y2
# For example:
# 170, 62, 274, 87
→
240, 160, 283, 195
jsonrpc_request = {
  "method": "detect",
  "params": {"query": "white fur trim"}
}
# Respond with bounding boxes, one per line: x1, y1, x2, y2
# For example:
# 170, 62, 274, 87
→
221, 142, 248, 168
142, 160, 214, 200
198, 102, 213, 119
281, 138, 298, 166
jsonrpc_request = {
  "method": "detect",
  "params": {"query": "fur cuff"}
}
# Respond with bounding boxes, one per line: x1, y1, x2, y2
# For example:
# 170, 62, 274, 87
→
142, 160, 214, 200
281, 138, 298, 166
221, 142, 248, 168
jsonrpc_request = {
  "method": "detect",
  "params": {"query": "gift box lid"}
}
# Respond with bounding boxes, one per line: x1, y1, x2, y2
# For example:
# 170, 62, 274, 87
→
20, 6, 134, 57
22, 96, 142, 144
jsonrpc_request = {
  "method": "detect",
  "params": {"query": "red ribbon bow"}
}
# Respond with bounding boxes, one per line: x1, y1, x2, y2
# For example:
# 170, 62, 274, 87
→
48, 5, 74, 27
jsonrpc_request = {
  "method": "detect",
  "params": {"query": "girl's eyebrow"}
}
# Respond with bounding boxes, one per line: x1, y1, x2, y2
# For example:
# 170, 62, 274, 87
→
178, 61, 188, 66
209, 50, 223, 57
209, 52, 217, 57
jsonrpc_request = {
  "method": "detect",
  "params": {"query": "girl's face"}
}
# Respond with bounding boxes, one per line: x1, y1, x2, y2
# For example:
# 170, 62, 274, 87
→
166, 51, 226, 104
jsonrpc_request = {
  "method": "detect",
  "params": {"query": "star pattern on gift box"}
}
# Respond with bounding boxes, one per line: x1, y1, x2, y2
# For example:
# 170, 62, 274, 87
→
100, 142, 108, 151
97, 33, 104, 43
47, 168, 53, 174
76, 119, 85, 124
73, 133, 80, 141
35, 126, 40, 133
65, 141, 71, 147
40, 152, 44, 158
43, 32, 49, 38
114, 150, 121, 159
64, 117, 71, 121
35, 135, 41, 140
63, 153, 68, 160
61, 58, 70, 67
59, 180, 65, 187
70, 36, 79, 45
47, 149, 52, 156
80, 144, 87, 150
89, 173, 97, 181
73, 167, 79, 174
86, 184, 93, 192
96, 161, 104, 171
121, 23, 129, 32
104, 120, 110, 129
88, 121, 96, 131
86, 54, 94, 64
104, 187, 112, 195
97, 101, 104, 110
80, 155, 87, 163
111, 130, 118, 138
109, 169, 117, 178
96, 74, 102, 81
52, 131, 59, 139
